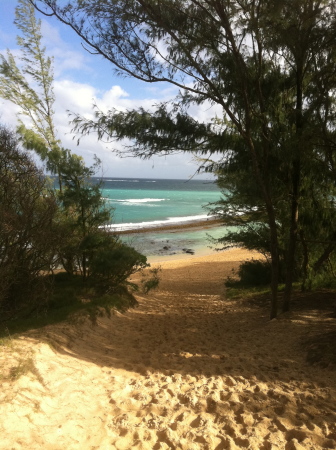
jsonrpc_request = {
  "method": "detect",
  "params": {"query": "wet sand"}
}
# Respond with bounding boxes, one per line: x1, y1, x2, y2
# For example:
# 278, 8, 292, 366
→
1, 248, 336, 449
118, 218, 226, 260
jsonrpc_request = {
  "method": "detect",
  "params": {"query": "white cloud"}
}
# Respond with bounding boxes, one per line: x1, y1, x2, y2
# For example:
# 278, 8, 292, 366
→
0, 99, 21, 128
0, 68, 218, 178
41, 20, 92, 78
0, 12, 215, 179
188, 100, 224, 123
0, 75, 218, 178
40, 20, 63, 47
54, 79, 97, 112
50, 79, 201, 178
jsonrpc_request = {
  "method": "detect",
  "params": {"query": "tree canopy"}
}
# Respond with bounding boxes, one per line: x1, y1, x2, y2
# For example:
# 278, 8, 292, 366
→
0, 0, 59, 171
0, 123, 149, 322
31, 0, 336, 317
0, 125, 58, 318
0, 2, 152, 322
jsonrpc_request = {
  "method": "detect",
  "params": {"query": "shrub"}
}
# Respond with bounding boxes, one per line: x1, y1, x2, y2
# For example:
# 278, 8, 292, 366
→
226, 259, 272, 287
88, 234, 149, 292
0, 125, 58, 320
141, 266, 161, 293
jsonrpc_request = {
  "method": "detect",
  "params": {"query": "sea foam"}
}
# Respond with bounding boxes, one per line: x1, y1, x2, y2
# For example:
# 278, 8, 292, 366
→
105, 214, 214, 231
116, 198, 167, 204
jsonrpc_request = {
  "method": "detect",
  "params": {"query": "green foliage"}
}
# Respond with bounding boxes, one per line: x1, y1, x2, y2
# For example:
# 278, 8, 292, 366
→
49, 272, 138, 317
226, 260, 272, 288
140, 266, 162, 294
30, 0, 336, 318
0, 125, 58, 320
54, 155, 114, 279
0, 0, 57, 152
0, 1, 150, 330
0, 0, 87, 195
211, 138, 336, 291
1, 272, 138, 337
301, 256, 336, 291
0, 124, 146, 329
59, 157, 110, 234
46, 0, 336, 315
88, 236, 149, 291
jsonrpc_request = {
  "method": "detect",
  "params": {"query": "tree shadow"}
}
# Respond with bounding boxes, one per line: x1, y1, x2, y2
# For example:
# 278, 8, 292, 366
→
24, 274, 336, 450
13, 262, 336, 449
27, 266, 336, 382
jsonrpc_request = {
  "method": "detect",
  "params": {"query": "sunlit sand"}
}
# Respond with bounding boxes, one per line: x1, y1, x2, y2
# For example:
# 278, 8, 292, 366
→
1, 248, 335, 449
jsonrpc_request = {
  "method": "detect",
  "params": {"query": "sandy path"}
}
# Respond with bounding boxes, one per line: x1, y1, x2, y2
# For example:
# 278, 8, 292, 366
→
1, 248, 336, 449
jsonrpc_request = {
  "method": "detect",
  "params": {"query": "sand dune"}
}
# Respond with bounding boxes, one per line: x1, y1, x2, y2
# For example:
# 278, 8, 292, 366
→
1, 248, 336, 449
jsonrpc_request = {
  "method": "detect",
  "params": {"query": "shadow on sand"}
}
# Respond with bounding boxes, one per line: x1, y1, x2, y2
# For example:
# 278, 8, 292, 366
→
6, 258, 336, 449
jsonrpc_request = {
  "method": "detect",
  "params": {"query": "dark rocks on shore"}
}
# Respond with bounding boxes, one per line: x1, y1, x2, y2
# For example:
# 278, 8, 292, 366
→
182, 248, 195, 255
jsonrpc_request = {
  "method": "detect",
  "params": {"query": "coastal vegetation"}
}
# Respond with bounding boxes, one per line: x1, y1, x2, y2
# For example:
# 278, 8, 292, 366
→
0, 1, 149, 329
0, 123, 148, 329
1, 3, 336, 446
31, 0, 336, 318
1, 0, 336, 321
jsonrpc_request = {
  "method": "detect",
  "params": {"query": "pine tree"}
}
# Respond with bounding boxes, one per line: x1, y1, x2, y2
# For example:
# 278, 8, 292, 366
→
31, 0, 336, 316
0, 0, 66, 189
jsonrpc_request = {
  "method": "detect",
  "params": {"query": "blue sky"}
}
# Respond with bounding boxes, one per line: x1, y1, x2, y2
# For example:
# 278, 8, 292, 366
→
0, 0, 217, 179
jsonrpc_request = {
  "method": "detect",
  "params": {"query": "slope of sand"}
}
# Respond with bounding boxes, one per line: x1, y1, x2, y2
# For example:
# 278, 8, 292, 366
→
1, 248, 336, 450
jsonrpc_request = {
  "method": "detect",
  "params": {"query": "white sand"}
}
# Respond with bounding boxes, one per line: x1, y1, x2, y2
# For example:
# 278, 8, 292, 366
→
1, 247, 336, 449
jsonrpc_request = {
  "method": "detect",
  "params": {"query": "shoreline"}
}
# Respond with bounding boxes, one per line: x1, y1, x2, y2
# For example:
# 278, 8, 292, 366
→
116, 218, 227, 262
110, 218, 223, 235
147, 245, 252, 264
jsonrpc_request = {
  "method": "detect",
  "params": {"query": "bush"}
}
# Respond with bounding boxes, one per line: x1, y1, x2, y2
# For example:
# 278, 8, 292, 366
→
141, 266, 161, 293
88, 234, 149, 292
0, 126, 149, 325
0, 125, 58, 320
226, 259, 272, 287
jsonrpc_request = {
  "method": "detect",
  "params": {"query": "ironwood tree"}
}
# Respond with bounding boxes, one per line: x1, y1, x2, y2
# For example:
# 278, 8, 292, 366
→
0, 0, 116, 281
0, 0, 67, 189
30, 0, 336, 318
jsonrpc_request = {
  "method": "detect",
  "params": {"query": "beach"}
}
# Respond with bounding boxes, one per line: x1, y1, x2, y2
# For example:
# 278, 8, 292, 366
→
118, 218, 228, 261
1, 247, 336, 449
101, 177, 227, 259
115, 217, 223, 235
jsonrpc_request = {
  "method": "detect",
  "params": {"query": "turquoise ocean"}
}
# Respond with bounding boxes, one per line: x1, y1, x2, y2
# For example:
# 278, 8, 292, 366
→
99, 177, 227, 258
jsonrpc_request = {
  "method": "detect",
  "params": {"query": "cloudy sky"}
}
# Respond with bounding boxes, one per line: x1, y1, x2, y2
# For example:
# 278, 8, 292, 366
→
0, 0, 218, 179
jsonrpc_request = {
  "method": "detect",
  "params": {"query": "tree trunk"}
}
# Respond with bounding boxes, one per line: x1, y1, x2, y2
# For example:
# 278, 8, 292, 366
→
265, 200, 279, 319
58, 170, 63, 194
283, 65, 303, 313
283, 159, 300, 312
299, 229, 310, 291
82, 253, 87, 280
247, 135, 280, 319
313, 240, 336, 273
270, 233, 279, 319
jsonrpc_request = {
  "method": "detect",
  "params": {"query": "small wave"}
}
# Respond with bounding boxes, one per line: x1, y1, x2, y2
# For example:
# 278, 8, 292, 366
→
106, 179, 139, 182
105, 214, 214, 231
116, 198, 167, 204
